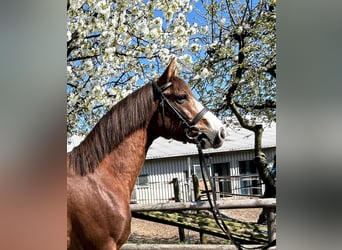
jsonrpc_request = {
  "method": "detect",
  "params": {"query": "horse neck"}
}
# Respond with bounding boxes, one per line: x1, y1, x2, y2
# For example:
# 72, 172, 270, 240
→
97, 128, 153, 194
96, 103, 161, 195
98, 117, 163, 194
68, 83, 160, 179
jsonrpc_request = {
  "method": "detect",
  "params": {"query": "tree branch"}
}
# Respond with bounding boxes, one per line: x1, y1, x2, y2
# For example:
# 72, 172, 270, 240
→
230, 100, 254, 130
225, 0, 237, 26
67, 31, 79, 57
266, 65, 276, 78
85, 34, 101, 40
68, 54, 99, 62
240, 0, 250, 24
235, 100, 276, 110
67, 83, 77, 88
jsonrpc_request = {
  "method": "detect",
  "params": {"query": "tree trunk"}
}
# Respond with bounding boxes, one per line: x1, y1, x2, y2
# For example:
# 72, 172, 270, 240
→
253, 125, 276, 224
224, 25, 276, 225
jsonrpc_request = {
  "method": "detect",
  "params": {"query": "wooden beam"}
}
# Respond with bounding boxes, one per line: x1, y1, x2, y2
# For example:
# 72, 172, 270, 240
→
132, 211, 268, 244
130, 198, 276, 212
122, 244, 273, 250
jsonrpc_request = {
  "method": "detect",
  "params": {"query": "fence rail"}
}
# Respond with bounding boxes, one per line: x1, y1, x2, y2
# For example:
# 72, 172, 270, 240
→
123, 244, 276, 250
130, 198, 276, 212
132, 174, 267, 204
130, 177, 276, 247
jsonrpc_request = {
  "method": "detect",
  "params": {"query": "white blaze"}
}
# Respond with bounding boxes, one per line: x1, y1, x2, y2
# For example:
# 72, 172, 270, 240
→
194, 100, 225, 132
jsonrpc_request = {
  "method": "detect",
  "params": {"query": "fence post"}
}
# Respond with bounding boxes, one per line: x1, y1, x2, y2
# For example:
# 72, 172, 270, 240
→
266, 207, 276, 242
172, 178, 185, 243
214, 173, 220, 199
192, 174, 200, 201
192, 174, 207, 244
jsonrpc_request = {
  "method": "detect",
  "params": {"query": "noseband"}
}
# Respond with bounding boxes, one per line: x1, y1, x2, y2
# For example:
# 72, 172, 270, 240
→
152, 80, 208, 141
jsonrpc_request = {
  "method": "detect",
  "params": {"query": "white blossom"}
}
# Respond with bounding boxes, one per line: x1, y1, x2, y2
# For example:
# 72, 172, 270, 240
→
179, 54, 192, 65
69, 93, 78, 106
67, 65, 72, 75
69, 0, 84, 10
94, 0, 111, 19
200, 68, 210, 78
67, 30, 72, 41
200, 25, 209, 34
190, 43, 201, 53
92, 85, 105, 96
236, 26, 243, 35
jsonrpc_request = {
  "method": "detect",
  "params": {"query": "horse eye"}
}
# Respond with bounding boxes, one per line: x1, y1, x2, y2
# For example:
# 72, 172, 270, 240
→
176, 94, 188, 104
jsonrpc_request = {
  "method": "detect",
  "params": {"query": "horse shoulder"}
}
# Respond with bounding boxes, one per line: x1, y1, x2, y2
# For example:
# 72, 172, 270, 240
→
67, 173, 131, 249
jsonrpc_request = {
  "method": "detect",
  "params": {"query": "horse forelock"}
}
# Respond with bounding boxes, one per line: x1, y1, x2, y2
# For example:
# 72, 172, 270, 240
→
68, 84, 155, 176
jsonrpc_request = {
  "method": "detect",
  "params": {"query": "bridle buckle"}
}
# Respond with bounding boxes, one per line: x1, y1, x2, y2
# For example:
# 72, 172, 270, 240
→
185, 126, 201, 140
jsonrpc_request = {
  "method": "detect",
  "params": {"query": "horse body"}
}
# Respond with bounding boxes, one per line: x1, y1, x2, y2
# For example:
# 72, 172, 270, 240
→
68, 129, 154, 250
67, 59, 225, 249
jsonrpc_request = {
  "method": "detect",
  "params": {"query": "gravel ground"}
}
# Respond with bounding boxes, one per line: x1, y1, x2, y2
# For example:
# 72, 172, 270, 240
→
128, 207, 263, 244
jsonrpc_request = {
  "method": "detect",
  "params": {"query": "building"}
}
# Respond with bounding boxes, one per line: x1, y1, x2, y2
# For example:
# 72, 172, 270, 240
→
132, 123, 276, 204
67, 123, 276, 204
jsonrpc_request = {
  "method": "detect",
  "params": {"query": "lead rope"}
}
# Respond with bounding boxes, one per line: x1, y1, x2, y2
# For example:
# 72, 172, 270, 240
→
195, 140, 276, 250
196, 140, 243, 250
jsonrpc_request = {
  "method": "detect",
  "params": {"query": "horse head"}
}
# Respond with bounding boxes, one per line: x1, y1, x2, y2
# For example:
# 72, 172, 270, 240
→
152, 59, 226, 149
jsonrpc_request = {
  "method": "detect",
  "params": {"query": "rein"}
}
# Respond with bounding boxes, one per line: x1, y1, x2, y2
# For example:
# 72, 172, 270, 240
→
195, 141, 276, 250
196, 141, 243, 250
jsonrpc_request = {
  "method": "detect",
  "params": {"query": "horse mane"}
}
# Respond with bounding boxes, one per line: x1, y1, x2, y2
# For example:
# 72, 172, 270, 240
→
68, 83, 155, 176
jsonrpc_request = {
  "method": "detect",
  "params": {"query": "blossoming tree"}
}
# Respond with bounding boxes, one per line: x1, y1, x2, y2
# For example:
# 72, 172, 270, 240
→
187, 0, 276, 223
67, 0, 276, 222
67, 0, 198, 135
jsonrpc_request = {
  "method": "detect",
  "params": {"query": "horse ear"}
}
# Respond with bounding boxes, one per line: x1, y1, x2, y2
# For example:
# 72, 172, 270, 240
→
158, 58, 177, 85
173, 67, 178, 77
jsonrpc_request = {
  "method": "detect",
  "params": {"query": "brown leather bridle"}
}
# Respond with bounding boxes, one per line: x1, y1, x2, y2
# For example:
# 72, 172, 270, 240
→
152, 80, 209, 141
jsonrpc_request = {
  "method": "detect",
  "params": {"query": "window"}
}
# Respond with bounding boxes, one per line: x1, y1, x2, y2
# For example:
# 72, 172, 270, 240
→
251, 179, 262, 195
137, 174, 149, 186
240, 179, 262, 195
212, 162, 230, 176
239, 160, 261, 196
239, 160, 257, 175
212, 162, 231, 197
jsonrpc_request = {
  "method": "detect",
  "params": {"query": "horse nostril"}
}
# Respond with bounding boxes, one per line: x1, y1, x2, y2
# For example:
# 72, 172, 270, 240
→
219, 127, 226, 139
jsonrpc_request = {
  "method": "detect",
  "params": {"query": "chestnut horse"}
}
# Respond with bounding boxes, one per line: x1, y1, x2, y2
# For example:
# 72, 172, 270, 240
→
67, 59, 226, 249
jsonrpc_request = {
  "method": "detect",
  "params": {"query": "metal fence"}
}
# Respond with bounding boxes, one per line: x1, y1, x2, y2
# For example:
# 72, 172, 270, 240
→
131, 174, 263, 204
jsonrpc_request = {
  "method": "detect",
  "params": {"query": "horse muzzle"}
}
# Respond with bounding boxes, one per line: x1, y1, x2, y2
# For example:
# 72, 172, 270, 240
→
187, 127, 226, 149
